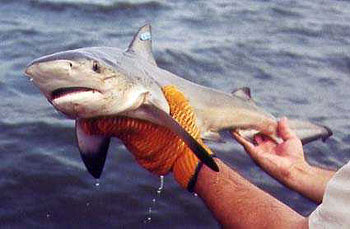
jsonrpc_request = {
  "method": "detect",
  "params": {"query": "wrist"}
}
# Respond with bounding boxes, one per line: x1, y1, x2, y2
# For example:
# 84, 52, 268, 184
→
287, 163, 314, 186
285, 163, 335, 203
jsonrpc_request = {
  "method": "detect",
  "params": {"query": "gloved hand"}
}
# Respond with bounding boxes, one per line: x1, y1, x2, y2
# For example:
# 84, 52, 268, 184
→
79, 85, 214, 191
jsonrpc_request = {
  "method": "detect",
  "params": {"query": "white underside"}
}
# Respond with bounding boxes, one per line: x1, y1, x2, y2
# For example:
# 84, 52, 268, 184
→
52, 90, 102, 104
51, 90, 106, 118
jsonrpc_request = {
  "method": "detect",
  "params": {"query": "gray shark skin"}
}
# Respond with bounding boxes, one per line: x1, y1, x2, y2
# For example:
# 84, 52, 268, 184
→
25, 24, 332, 177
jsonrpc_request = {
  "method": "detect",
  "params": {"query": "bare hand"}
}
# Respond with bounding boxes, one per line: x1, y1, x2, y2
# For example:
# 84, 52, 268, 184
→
233, 117, 308, 182
233, 117, 335, 203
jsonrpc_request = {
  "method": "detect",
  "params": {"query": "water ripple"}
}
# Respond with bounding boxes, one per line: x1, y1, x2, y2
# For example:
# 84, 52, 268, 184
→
27, 0, 166, 13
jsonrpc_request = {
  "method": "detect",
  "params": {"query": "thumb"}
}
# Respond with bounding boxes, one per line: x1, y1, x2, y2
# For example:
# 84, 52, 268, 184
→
278, 117, 297, 141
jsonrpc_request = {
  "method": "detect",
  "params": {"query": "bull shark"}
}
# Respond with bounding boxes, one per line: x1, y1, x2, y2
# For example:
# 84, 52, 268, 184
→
24, 24, 332, 178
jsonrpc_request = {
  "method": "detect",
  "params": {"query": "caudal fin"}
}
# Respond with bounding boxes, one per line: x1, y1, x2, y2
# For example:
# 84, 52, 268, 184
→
287, 119, 333, 145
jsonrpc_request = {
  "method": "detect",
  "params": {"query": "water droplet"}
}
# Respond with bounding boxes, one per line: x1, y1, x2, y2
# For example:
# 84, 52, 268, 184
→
86, 202, 90, 207
143, 176, 165, 223
29, 78, 33, 82
143, 216, 152, 224
46, 213, 50, 218
193, 193, 198, 197
159, 176, 164, 190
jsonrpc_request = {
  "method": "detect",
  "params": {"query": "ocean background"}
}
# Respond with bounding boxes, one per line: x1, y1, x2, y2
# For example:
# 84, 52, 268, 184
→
1, 0, 350, 227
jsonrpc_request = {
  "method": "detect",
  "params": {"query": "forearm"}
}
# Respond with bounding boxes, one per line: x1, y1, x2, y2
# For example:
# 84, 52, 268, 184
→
285, 164, 335, 203
194, 159, 308, 228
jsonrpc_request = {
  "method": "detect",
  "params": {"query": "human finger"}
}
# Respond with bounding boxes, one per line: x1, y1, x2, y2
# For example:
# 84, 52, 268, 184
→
232, 132, 256, 150
278, 117, 297, 141
232, 132, 262, 160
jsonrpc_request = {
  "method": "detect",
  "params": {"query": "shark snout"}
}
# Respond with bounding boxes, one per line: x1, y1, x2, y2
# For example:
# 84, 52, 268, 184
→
24, 59, 73, 81
24, 59, 79, 102
24, 57, 49, 78
24, 62, 37, 78
24, 61, 51, 79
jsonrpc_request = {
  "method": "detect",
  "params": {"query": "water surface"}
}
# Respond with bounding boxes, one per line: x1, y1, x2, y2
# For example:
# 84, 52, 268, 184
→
1, 0, 350, 227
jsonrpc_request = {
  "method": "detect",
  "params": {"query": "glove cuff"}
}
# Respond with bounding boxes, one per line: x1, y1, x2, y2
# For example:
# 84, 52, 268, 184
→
187, 161, 204, 192
173, 153, 216, 192
173, 149, 200, 190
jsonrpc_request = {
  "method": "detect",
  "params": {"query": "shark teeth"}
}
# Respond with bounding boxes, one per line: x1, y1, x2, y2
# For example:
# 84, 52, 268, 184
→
51, 87, 97, 100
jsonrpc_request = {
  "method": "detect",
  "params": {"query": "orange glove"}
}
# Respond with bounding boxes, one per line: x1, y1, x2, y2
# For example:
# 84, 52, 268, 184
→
79, 85, 214, 191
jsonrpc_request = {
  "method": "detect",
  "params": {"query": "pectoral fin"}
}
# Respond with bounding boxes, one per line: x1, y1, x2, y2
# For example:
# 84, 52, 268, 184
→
139, 104, 219, 172
75, 120, 111, 178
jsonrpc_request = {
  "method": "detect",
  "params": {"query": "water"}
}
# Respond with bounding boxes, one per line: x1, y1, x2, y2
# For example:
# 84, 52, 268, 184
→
143, 176, 164, 224
1, 0, 350, 227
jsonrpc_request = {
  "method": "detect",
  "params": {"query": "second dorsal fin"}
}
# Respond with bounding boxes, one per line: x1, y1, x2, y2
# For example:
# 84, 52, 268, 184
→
126, 24, 157, 66
232, 87, 252, 100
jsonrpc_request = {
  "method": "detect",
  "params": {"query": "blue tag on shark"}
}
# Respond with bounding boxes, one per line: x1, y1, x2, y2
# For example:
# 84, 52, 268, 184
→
140, 32, 151, 41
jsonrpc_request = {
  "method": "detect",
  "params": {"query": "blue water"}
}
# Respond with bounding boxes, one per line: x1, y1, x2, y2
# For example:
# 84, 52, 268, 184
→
1, 0, 350, 227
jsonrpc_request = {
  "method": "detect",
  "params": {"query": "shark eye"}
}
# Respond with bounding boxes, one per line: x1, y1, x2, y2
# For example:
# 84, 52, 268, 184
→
92, 61, 100, 73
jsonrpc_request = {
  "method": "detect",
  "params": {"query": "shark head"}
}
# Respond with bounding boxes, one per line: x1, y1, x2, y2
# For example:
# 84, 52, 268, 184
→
24, 45, 168, 119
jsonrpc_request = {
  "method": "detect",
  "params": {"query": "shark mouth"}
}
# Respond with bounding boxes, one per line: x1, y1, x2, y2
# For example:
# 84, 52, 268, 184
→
51, 87, 99, 100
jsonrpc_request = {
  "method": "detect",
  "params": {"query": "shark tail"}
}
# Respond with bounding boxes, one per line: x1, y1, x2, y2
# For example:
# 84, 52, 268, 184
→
286, 119, 333, 145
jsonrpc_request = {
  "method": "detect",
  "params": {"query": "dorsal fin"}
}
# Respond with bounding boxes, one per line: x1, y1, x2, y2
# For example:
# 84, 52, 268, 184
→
232, 87, 252, 100
127, 24, 157, 66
